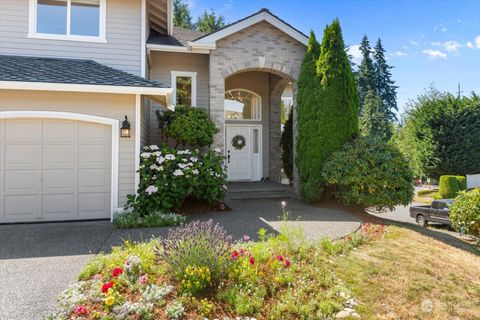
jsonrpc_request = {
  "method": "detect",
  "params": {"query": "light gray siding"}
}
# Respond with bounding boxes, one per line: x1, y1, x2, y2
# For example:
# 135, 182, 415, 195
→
0, 0, 142, 76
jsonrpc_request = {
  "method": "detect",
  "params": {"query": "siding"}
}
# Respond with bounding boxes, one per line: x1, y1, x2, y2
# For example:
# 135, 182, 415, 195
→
0, 90, 137, 207
0, 0, 142, 76
141, 97, 150, 147
149, 51, 209, 145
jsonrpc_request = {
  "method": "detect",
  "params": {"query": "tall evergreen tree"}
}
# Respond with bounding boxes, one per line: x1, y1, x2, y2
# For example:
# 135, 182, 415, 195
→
295, 31, 321, 200
173, 0, 193, 29
374, 38, 399, 122
360, 89, 392, 139
195, 9, 226, 33
356, 35, 376, 113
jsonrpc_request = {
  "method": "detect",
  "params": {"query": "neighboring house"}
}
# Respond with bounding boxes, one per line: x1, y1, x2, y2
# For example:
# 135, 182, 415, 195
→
0, 0, 307, 223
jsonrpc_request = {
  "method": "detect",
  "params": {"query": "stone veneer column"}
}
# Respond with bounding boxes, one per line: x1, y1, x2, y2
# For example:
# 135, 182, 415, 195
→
209, 59, 226, 151
269, 77, 289, 183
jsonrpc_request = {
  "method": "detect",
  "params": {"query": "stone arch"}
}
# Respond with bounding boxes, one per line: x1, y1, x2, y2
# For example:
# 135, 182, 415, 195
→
221, 61, 297, 83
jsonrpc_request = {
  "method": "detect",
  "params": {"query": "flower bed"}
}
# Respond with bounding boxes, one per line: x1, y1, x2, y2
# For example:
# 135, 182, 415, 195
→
47, 213, 387, 319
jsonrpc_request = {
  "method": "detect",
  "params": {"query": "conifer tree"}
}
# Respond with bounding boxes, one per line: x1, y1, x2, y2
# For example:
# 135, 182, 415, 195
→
360, 89, 392, 139
356, 35, 376, 113
374, 38, 399, 122
173, 0, 193, 29
195, 9, 226, 33
295, 31, 321, 200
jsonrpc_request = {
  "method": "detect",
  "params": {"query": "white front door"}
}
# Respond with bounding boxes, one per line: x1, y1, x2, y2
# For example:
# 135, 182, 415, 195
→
226, 125, 262, 181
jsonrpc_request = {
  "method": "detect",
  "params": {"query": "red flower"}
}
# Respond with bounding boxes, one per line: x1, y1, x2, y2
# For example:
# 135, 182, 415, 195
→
112, 267, 123, 277
249, 257, 255, 265
276, 255, 284, 262
231, 250, 239, 260
101, 281, 114, 293
74, 305, 88, 316
284, 259, 291, 268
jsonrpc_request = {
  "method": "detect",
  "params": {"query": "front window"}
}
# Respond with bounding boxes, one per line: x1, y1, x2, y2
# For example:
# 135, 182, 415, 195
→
31, 0, 105, 41
225, 89, 261, 121
171, 71, 197, 107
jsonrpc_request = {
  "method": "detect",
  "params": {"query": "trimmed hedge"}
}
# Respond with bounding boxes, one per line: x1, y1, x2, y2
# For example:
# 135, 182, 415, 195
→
281, 109, 293, 182
439, 175, 466, 199
450, 189, 480, 242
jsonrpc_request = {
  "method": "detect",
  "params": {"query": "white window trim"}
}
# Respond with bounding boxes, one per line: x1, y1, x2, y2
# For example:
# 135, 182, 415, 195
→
170, 71, 197, 108
28, 0, 107, 43
0, 111, 120, 220
225, 88, 262, 121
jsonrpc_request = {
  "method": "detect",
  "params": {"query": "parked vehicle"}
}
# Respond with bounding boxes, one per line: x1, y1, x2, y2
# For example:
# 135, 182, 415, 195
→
409, 199, 454, 226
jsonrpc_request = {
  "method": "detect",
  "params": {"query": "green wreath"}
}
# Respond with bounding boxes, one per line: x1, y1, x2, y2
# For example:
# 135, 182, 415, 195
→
231, 134, 246, 150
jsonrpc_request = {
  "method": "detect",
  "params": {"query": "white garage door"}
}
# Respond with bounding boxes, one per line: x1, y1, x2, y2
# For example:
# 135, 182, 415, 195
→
0, 118, 112, 223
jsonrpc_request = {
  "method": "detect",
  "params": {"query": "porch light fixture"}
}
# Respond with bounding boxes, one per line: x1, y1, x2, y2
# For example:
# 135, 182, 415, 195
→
120, 116, 131, 138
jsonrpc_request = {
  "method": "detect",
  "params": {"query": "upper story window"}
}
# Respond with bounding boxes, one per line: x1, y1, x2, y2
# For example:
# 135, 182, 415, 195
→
225, 89, 262, 121
171, 71, 197, 107
29, 0, 106, 42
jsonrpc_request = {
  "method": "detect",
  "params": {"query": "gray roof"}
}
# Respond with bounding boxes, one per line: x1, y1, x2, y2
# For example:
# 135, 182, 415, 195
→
148, 27, 207, 47
0, 55, 165, 88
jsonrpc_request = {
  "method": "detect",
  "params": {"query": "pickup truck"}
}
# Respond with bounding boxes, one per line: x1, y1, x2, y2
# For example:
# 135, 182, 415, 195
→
409, 199, 454, 227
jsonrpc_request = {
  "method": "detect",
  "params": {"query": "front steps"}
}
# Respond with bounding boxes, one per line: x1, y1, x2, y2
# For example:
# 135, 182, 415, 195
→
226, 181, 294, 200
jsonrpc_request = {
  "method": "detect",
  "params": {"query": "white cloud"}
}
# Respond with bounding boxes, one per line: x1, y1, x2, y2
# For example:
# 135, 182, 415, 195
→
393, 51, 408, 57
410, 41, 420, 46
475, 35, 480, 49
433, 25, 447, 32
348, 44, 362, 65
443, 40, 461, 52
466, 41, 474, 48
422, 49, 447, 59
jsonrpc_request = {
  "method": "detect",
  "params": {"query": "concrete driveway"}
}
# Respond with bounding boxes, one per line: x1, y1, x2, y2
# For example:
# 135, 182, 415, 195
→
0, 199, 361, 320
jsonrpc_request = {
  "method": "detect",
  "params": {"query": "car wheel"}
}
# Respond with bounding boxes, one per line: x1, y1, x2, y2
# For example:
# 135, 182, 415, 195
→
416, 214, 427, 227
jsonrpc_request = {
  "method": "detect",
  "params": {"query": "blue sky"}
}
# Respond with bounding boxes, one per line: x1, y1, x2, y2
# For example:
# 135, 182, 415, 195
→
188, 0, 480, 116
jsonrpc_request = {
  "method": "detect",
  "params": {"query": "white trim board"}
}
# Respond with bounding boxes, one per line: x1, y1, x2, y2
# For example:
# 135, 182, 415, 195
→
0, 81, 172, 96
134, 94, 141, 196
0, 111, 120, 221
28, 0, 107, 43
189, 10, 308, 48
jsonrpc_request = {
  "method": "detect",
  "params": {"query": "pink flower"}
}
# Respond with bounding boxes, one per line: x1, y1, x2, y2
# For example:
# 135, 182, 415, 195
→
74, 305, 88, 316
284, 259, 291, 268
239, 248, 247, 256
276, 255, 284, 262
243, 235, 250, 242
112, 267, 123, 277
93, 274, 102, 280
249, 257, 255, 265
139, 274, 148, 286
231, 250, 239, 260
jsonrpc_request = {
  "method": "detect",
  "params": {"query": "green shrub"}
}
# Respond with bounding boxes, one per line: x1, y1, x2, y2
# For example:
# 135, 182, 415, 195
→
113, 211, 186, 229
156, 106, 219, 148
159, 220, 232, 285
126, 146, 227, 215
281, 109, 293, 182
322, 137, 414, 211
450, 189, 480, 242
439, 175, 466, 198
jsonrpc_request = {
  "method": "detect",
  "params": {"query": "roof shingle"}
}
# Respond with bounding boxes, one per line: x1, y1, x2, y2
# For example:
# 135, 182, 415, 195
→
147, 27, 207, 47
0, 55, 165, 88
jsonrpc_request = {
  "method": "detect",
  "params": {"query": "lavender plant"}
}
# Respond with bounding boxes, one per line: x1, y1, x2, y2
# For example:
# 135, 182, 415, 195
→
159, 220, 232, 284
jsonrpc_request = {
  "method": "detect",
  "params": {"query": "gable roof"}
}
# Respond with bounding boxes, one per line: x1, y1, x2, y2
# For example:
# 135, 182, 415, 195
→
0, 55, 171, 95
190, 8, 308, 48
148, 27, 207, 47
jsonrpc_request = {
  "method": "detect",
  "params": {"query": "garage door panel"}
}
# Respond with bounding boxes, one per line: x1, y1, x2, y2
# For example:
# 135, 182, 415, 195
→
4, 170, 40, 194
5, 119, 41, 142
4, 195, 39, 220
43, 120, 76, 142
0, 118, 112, 223
79, 122, 110, 142
4, 145, 39, 168
42, 145, 75, 167
42, 194, 75, 218
78, 145, 110, 166
42, 169, 75, 193
78, 193, 110, 217
78, 168, 110, 192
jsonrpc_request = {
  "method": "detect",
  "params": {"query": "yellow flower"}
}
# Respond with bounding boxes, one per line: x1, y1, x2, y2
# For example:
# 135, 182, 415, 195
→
105, 295, 115, 306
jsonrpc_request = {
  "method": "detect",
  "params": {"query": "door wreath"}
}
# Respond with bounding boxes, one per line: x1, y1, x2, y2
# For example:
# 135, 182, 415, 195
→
231, 134, 246, 150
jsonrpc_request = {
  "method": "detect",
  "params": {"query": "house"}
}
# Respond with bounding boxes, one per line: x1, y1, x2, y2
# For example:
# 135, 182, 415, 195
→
0, 0, 307, 223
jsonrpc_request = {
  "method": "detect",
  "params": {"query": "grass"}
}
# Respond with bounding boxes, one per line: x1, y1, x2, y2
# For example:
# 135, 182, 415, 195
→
332, 226, 480, 319
113, 211, 186, 229
414, 189, 442, 203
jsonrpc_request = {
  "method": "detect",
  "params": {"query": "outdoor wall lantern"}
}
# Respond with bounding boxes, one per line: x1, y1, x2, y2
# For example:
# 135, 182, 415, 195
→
120, 116, 131, 138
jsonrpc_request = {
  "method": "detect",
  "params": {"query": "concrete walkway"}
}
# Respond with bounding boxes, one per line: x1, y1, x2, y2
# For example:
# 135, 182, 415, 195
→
0, 199, 361, 319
